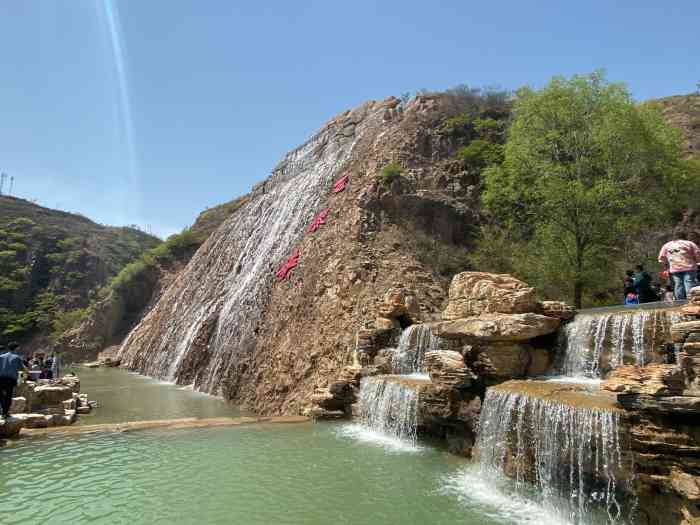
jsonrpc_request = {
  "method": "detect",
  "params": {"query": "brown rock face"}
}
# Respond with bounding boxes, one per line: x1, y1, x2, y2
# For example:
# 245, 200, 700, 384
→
672, 321, 700, 343
442, 272, 537, 320
477, 342, 550, 379
117, 95, 483, 414
602, 364, 686, 396
377, 285, 421, 323
424, 350, 475, 388
538, 300, 576, 320
433, 313, 560, 341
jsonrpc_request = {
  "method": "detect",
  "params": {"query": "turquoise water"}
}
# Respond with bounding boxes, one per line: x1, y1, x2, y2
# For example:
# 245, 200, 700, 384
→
0, 368, 574, 525
75, 367, 241, 425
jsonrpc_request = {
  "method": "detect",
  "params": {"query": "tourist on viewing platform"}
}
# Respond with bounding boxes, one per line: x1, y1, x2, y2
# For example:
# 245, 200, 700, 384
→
0, 342, 28, 419
633, 264, 659, 303
623, 270, 638, 304
658, 232, 700, 300
44, 356, 52, 379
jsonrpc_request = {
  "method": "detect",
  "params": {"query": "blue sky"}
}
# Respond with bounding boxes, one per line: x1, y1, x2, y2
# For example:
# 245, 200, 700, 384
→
0, 1, 698, 238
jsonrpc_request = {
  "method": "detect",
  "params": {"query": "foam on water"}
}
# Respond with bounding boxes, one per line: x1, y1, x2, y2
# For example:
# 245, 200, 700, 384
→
443, 465, 573, 525
473, 388, 636, 525
344, 376, 422, 451
336, 423, 424, 454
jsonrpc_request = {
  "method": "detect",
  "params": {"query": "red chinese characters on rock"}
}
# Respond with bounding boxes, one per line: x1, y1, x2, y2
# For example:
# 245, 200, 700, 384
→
332, 175, 349, 194
306, 208, 331, 233
275, 248, 300, 280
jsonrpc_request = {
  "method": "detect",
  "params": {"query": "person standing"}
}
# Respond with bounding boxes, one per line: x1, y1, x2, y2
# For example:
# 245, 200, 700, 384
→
623, 270, 638, 304
658, 231, 700, 300
633, 264, 659, 303
0, 342, 27, 419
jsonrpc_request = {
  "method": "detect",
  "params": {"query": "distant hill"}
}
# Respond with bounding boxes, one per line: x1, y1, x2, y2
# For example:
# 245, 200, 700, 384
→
0, 195, 160, 348
655, 93, 700, 157
57, 194, 249, 360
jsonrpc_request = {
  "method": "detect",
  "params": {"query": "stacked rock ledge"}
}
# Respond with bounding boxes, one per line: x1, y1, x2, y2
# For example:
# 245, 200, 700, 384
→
308, 271, 571, 458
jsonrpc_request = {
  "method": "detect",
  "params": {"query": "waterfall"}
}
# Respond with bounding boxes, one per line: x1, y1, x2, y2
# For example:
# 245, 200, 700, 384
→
357, 376, 419, 445
116, 103, 388, 393
558, 308, 680, 378
475, 387, 635, 525
392, 325, 439, 375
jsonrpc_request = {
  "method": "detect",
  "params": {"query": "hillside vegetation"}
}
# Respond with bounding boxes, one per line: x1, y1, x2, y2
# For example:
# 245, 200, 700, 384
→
57, 195, 249, 358
47, 80, 700, 361
0, 196, 160, 346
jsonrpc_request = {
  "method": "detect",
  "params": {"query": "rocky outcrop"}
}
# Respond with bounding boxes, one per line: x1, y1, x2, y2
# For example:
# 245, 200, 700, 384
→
442, 272, 537, 320
603, 364, 686, 396
313, 271, 568, 456
433, 313, 560, 341
424, 350, 475, 388
538, 300, 576, 320
602, 313, 700, 525
2, 375, 88, 438
117, 95, 492, 414
33, 385, 75, 408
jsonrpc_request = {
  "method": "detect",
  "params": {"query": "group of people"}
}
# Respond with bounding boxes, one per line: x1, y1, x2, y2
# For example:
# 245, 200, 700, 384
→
24, 353, 59, 381
623, 265, 661, 304
0, 343, 62, 419
623, 233, 699, 305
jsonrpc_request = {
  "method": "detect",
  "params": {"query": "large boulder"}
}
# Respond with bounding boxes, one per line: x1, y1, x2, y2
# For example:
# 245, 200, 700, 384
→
433, 313, 560, 341
377, 285, 421, 322
442, 272, 537, 320
476, 343, 550, 379
33, 385, 75, 408
424, 351, 475, 388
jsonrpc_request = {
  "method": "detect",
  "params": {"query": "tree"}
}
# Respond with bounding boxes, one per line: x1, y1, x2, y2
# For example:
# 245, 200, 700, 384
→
482, 72, 689, 307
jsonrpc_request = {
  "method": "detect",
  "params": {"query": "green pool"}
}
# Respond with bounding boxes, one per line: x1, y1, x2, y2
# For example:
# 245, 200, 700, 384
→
0, 368, 571, 525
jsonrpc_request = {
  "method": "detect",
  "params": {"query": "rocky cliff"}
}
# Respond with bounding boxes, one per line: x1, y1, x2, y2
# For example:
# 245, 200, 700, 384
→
117, 95, 492, 413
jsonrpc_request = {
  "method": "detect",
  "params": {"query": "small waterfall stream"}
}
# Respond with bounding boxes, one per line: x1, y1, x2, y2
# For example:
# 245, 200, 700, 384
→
357, 376, 419, 444
344, 326, 436, 449
475, 387, 635, 525
392, 324, 439, 375
557, 306, 681, 378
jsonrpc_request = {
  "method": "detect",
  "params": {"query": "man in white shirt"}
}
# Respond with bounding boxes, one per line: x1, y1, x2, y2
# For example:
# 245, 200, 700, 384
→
658, 230, 700, 300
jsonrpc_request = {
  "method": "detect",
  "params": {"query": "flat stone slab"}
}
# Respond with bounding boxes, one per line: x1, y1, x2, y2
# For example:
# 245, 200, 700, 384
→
617, 394, 700, 415
21, 416, 309, 438
491, 379, 623, 412
433, 313, 560, 341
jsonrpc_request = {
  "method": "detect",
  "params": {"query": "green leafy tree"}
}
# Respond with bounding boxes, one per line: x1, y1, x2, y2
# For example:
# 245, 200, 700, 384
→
482, 72, 690, 307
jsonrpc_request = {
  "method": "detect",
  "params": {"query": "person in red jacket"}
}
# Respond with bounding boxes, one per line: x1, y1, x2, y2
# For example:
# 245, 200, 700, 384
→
658, 230, 700, 300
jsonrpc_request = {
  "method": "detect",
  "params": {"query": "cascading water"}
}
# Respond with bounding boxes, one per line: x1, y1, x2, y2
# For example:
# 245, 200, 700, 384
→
557, 307, 681, 378
340, 375, 425, 451
116, 104, 384, 394
392, 324, 439, 375
357, 376, 419, 444
475, 387, 635, 525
